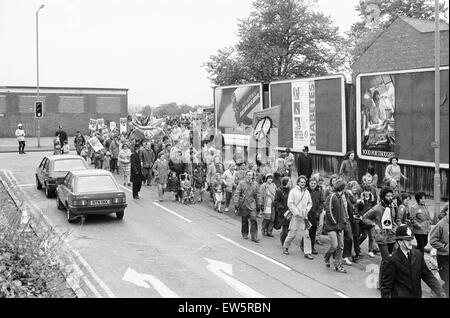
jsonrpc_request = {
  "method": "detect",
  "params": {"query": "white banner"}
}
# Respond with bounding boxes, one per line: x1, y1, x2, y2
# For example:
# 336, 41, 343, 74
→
97, 118, 105, 129
120, 118, 127, 134
110, 121, 117, 131
87, 136, 104, 152
89, 118, 97, 131
292, 81, 316, 151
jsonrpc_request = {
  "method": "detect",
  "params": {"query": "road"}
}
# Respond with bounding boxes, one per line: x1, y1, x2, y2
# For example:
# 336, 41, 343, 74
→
1, 151, 385, 298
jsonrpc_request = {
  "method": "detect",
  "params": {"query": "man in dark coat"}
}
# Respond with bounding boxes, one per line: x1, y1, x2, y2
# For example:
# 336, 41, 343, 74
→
55, 125, 68, 152
130, 144, 143, 199
297, 146, 312, 180
274, 177, 291, 245
234, 171, 262, 243
381, 225, 446, 298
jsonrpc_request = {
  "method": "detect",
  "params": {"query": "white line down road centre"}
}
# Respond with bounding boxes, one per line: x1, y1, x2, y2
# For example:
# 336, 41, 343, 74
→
122, 267, 180, 298
205, 258, 265, 298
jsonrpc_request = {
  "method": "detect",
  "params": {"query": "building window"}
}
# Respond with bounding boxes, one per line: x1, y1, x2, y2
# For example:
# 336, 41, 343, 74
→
0, 96, 6, 113
59, 96, 85, 113
19, 96, 45, 113
97, 96, 120, 113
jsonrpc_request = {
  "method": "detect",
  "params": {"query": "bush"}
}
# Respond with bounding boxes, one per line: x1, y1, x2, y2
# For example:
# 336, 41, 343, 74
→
0, 183, 73, 298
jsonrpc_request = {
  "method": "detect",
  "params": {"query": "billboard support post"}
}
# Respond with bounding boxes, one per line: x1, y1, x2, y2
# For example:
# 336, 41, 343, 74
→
434, 0, 440, 218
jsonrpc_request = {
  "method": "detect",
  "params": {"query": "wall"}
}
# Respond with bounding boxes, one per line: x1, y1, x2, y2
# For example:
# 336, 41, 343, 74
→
0, 90, 127, 137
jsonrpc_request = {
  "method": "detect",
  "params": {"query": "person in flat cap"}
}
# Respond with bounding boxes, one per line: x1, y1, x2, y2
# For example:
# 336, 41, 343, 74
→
380, 225, 446, 298
15, 123, 26, 154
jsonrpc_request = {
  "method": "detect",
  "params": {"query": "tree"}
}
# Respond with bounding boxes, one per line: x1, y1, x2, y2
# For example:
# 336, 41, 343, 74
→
347, 0, 448, 65
204, 0, 347, 86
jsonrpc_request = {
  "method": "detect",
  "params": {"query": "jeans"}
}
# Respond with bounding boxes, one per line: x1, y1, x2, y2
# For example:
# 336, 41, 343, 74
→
280, 225, 289, 245
309, 225, 317, 250
110, 158, 118, 173
241, 215, 258, 240
359, 224, 375, 252
18, 141, 25, 153
352, 221, 362, 256
414, 234, 428, 255
437, 255, 449, 298
262, 219, 274, 235
316, 210, 325, 237
325, 230, 344, 267
132, 181, 142, 197
225, 190, 233, 208
343, 222, 354, 258
283, 223, 312, 255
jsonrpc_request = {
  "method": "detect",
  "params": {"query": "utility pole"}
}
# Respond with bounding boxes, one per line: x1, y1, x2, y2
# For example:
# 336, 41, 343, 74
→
36, 4, 45, 148
433, 0, 441, 219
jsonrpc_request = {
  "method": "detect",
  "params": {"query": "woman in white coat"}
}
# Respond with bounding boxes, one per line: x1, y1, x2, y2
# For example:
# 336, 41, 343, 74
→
282, 175, 313, 259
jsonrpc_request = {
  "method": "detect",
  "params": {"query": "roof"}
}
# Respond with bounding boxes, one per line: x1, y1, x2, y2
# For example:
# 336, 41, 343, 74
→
399, 16, 449, 33
0, 86, 128, 91
47, 154, 86, 161
70, 169, 114, 177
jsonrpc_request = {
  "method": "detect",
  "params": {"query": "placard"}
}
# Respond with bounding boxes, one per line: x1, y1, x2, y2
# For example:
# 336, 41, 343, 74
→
89, 118, 97, 131
87, 136, 104, 152
120, 118, 128, 134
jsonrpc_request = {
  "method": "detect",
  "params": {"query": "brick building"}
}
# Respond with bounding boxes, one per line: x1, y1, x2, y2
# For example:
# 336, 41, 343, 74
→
352, 16, 449, 78
0, 86, 128, 137
350, 16, 449, 199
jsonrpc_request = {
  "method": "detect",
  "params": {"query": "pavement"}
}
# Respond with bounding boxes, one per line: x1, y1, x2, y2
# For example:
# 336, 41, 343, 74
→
0, 150, 445, 299
0, 137, 67, 153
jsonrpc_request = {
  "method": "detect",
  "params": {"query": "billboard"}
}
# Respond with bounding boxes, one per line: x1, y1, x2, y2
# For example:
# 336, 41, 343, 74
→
215, 83, 263, 136
356, 67, 449, 168
269, 75, 346, 156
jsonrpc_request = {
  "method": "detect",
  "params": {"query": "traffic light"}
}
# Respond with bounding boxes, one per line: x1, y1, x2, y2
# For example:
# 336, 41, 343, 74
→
35, 101, 43, 118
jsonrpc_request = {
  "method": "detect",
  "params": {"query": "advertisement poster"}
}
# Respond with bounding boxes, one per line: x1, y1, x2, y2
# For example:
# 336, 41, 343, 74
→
120, 118, 127, 134
89, 118, 97, 131
87, 136, 104, 152
215, 84, 262, 135
357, 67, 449, 167
97, 118, 105, 130
292, 81, 316, 151
360, 74, 396, 159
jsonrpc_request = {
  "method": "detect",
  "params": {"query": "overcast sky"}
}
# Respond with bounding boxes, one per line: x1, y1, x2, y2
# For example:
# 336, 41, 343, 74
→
0, 0, 448, 107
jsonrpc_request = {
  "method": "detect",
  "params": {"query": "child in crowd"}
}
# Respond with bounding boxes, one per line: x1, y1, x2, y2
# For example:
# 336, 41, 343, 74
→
53, 137, 62, 155
212, 172, 224, 212
80, 145, 89, 162
62, 141, 70, 154
167, 171, 179, 201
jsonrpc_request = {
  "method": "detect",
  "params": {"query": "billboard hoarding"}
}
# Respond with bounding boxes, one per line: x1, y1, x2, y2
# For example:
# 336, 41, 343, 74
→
356, 67, 449, 168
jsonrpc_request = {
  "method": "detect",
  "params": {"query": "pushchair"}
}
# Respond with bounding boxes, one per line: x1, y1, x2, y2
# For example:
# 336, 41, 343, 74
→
179, 173, 194, 204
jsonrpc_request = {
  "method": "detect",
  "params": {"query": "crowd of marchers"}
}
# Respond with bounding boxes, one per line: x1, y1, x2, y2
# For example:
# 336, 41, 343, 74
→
14, 118, 449, 298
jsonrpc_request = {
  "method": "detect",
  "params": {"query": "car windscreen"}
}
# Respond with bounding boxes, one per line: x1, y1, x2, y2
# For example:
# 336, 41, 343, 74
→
76, 175, 118, 193
53, 159, 87, 172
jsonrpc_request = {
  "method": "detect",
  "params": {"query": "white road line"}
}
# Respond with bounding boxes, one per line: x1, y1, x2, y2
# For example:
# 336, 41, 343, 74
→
17, 183, 36, 187
119, 185, 132, 193
335, 292, 350, 298
216, 234, 292, 271
65, 243, 117, 298
153, 202, 192, 223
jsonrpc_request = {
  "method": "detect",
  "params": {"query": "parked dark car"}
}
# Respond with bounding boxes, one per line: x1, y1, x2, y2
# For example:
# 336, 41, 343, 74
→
56, 169, 127, 223
35, 155, 89, 198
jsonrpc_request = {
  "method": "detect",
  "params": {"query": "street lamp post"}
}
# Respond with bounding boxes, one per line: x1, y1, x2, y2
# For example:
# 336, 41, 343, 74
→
433, 0, 441, 220
36, 4, 45, 148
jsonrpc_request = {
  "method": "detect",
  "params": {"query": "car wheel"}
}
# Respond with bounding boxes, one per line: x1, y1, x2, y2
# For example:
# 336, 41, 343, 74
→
116, 211, 124, 220
45, 183, 53, 198
56, 195, 65, 210
67, 206, 76, 223
36, 175, 42, 190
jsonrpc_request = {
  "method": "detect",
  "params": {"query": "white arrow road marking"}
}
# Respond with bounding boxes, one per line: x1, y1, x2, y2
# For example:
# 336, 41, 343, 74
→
122, 267, 180, 298
153, 202, 192, 223
216, 234, 291, 271
205, 258, 265, 298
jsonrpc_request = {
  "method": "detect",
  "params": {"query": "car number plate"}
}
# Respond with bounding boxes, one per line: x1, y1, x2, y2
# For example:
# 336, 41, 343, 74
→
90, 199, 111, 205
